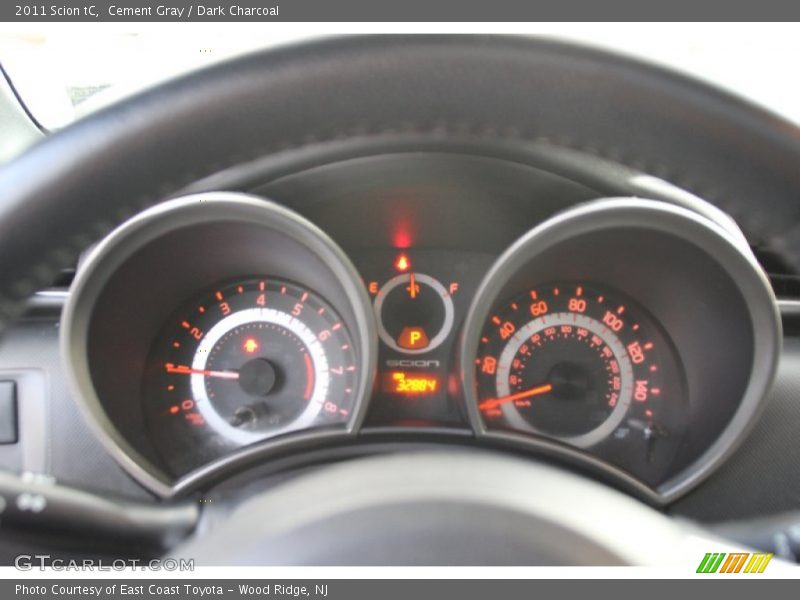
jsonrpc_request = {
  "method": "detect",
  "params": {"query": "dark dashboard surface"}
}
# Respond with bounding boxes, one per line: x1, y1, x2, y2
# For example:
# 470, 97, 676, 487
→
0, 149, 797, 524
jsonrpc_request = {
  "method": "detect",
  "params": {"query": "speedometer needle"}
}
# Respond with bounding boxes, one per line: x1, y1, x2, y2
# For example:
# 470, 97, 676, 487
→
165, 363, 240, 379
479, 383, 553, 411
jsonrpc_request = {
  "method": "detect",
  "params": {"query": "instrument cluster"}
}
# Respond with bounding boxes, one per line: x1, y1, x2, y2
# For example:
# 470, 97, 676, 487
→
61, 190, 781, 502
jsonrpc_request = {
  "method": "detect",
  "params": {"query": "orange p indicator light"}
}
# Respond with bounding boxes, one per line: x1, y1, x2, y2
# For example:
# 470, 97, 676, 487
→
397, 326, 429, 350
243, 338, 259, 354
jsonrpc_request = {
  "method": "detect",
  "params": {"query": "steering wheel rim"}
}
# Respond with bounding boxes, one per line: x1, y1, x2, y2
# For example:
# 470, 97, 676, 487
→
1, 35, 799, 329
173, 449, 741, 566
0, 35, 797, 564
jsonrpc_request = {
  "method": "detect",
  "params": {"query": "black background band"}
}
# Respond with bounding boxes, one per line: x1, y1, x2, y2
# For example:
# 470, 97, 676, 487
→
4, 0, 800, 22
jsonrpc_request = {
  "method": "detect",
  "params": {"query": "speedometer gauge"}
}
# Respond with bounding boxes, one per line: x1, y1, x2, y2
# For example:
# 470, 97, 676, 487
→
459, 198, 781, 498
144, 277, 358, 474
475, 282, 687, 476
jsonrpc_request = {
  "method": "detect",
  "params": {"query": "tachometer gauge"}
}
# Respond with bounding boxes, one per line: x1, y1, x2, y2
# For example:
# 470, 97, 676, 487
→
144, 277, 358, 473
475, 282, 686, 475
64, 192, 377, 494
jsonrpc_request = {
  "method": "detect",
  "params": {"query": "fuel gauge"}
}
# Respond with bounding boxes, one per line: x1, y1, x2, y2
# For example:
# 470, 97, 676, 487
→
360, 249, 494, 428
373, 267, 455, 354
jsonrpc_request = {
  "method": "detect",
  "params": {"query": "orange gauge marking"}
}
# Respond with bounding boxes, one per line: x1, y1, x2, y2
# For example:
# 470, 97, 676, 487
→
165, 363, 239, 380
479, 383, 553, 411
568, 298, 586, 312
530, 300, 548, 317
480, 356, 497, 374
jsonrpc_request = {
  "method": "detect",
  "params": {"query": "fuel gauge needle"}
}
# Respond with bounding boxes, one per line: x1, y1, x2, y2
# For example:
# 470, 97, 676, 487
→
479, 383, 553, 411
165, 363, 240, 379
408, 273, 418, 299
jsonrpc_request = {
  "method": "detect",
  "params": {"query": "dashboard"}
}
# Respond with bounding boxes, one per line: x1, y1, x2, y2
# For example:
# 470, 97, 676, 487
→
50, 151, 781, 506
4, 34, 800, 566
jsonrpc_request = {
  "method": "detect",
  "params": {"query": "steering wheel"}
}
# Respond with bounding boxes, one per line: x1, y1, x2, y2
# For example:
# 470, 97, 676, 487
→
1, 35, 798, 565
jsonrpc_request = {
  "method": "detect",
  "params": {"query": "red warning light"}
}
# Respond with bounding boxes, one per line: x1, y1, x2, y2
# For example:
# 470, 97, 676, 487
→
394, 253, 411, 272
243, 338, 259, 354
392, 219, 414, 249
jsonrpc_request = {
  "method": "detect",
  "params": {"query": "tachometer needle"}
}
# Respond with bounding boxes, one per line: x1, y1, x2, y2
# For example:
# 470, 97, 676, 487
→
165, 363, 240, 379
479, 383, 553, 411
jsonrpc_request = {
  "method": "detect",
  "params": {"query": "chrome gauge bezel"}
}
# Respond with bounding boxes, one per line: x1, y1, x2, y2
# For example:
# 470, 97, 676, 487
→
460, 197, 781, 503
373, 271, 456, 354
492, 310, 636, 449
61, 192, 377, 498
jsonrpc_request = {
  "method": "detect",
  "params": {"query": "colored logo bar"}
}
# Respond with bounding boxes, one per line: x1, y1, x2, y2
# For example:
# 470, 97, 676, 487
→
696, 552, 773, 573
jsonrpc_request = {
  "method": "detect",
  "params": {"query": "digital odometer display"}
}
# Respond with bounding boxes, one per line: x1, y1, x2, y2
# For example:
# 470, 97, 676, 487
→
381, 371, 440, 395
